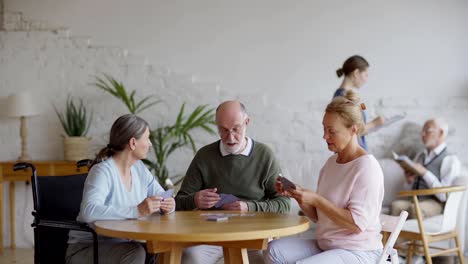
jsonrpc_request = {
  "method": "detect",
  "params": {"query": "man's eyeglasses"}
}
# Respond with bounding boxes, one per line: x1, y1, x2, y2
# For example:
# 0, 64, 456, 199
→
421, 127, 436, 135
218, 122, 246, 136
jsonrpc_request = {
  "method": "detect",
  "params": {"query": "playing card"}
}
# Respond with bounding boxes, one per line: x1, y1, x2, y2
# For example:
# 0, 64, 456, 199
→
214, 193, 240, 208
279, 176, 296, 190
206, 215, 229, 221
159, 189, 174, 199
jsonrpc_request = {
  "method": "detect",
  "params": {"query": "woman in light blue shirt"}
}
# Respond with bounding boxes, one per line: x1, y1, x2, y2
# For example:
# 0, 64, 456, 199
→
66, 114, 175, 264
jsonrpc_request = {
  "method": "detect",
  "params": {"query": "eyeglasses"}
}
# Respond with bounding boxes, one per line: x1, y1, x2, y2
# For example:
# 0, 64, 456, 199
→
218, 122, 246, 136
421, 127, 436, 134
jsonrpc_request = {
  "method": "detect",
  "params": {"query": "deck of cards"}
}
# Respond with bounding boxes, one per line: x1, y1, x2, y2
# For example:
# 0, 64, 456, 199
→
214, 193, 240, 208
159, 189, 174, 200
278, 175, 296, 191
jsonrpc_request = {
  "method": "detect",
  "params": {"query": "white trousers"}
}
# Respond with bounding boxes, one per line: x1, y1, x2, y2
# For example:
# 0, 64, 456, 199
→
182, 245, 265, 264
263, 238, 382, 264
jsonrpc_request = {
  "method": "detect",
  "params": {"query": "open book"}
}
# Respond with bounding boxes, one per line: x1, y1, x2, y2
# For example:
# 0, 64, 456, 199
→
392, 151, 421, 176
367, 113, 406, 134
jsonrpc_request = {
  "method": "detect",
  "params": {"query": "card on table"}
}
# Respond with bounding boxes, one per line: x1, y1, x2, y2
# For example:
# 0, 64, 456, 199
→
206, 215, 229, 221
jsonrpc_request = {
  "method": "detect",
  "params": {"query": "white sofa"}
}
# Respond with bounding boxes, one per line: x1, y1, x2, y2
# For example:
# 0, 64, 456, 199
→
379, 158, 468, 256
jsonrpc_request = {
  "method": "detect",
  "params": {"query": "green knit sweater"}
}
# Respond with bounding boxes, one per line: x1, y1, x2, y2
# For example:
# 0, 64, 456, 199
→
175, 140, 290, 213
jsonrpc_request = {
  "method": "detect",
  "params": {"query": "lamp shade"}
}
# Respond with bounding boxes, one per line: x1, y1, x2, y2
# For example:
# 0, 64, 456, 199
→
5, 91, 39, 117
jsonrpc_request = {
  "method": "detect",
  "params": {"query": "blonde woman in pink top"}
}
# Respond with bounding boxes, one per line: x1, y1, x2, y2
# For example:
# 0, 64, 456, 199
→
264, 90, 384, 264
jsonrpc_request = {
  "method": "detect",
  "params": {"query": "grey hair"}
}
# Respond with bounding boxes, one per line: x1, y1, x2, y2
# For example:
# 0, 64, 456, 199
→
239, 102, 248, 119
91, 114, 149, 167
428, 117, 449, 137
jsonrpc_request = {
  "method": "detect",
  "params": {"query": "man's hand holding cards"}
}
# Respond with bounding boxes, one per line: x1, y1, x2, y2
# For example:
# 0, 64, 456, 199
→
214, 194, 240, 208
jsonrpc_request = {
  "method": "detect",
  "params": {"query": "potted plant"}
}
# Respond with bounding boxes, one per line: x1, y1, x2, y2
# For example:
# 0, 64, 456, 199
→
54, 96, 93, 161
95, 74, 216, 188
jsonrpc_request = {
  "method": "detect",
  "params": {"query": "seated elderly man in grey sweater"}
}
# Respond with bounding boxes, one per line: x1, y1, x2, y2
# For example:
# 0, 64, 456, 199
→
391, 118, 461, 219
175, 100, 290, 264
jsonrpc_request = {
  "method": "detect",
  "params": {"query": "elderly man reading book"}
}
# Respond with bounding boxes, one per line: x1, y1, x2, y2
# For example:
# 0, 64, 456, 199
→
391, 118, 461, 219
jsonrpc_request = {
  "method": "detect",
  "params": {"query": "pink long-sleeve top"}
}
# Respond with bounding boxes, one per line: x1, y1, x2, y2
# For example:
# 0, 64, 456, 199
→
315, 154, 384, 251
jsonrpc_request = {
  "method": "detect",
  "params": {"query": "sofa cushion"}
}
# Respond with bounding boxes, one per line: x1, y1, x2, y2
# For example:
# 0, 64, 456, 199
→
379, 158, 406, 208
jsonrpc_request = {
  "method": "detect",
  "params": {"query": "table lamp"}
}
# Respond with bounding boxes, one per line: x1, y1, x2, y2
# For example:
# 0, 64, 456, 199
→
5, 91, 38, 161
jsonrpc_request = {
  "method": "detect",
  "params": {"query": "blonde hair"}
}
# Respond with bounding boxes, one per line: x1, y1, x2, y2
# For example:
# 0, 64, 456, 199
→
326, 89, 365, 135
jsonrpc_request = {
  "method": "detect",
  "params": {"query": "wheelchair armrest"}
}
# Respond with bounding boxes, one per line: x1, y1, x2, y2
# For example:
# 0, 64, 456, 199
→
31, 210, 94, 232
34, 219, 95, 233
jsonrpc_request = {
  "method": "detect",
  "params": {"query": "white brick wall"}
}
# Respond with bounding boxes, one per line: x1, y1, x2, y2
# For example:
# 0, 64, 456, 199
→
1, 2, 468, 248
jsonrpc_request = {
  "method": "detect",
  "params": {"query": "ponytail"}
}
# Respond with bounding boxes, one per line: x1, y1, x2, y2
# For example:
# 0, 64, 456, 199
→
90, 144, 121, 168
343, 89, 360, 103
336, 68, 344, 77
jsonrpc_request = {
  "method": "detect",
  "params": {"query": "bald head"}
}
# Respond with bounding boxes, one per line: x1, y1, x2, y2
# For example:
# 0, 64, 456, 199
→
216, 101, 250, 154
215, 101, 248, 123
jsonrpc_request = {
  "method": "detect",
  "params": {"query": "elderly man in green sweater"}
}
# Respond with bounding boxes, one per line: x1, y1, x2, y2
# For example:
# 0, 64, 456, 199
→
175, 100, 290, 263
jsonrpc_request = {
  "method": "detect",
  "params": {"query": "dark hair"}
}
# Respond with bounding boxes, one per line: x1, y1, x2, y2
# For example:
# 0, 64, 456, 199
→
90, 114, 149, 168
326, 89, 365, 135
336, 55, 369, 78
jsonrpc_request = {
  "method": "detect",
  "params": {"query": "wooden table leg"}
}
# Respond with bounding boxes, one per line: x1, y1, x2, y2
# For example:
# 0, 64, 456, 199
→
223, 247, 249, 264
146, 241, 183, 264
160, 246, 182, 264
0, 179, 3, 254
9, 181, 15, 249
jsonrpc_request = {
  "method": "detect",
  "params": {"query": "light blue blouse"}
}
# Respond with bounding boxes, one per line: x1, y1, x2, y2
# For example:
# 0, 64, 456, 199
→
69, 158, 165, 243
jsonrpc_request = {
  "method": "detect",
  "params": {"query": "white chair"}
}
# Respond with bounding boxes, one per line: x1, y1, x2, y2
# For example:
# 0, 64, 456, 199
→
378, 211, 409, 264
397, 186, 467, 264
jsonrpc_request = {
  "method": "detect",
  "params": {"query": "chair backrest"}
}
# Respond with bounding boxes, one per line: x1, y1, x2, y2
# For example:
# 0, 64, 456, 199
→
34, 174, 88, 220
378, 211, 409, 264
452, 172, 468, 253
440, 189, 465, 233
33, 173, 88, 264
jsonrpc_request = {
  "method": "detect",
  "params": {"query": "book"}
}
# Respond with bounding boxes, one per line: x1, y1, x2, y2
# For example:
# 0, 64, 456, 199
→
367, 112, 406, 134
392, 151, 421, 176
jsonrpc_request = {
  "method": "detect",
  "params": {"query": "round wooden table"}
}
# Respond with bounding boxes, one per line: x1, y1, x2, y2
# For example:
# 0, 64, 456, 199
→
95, 211, 310, 264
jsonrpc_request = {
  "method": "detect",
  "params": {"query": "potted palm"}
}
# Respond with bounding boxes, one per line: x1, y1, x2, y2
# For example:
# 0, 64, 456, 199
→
54, 96, 93, 161
95, 74, 216, 188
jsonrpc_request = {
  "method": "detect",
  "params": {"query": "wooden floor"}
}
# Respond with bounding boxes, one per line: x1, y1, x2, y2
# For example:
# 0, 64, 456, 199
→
0, 248, 467, 263
1, 248, 34, 264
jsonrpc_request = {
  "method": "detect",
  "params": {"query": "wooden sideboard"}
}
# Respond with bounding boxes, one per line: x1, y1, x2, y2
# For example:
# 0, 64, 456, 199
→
0, 161, 88, 254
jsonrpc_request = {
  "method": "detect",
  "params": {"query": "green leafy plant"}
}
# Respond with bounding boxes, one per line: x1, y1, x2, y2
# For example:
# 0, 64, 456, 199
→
54, 96, 93, 136
95, 74, 216, 188
144, 103, 216, 187
95, 74, 160, 114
